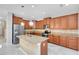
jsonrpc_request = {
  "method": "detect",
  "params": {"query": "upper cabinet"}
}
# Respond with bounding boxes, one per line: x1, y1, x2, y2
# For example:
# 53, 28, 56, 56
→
13, 15, 21, 24
13, 13, 78, 30
54, 17, 61, 29
35, 20, 43, 29
67, 14, 78, 29
13, 15, 29, 29
60, 16, 68, 29
50, 13, 78, 30
35, 17, 51, 29
50, 19, 55, 29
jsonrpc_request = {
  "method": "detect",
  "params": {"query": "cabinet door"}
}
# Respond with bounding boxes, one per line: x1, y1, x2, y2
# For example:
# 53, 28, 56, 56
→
40, 20, 43, 29
77, 37, 79, 51
60, 36, 68, 47
24, 20, 29, 29
48, 35, 60, 45
35, 21, 38, 29
50, 19, 55, 29
78, 14, 79, 29
68, 37, 77, 50
35, 21, 40, 29
48, 35, 53, 43
60, 16, 68, 29
68, 14, 78, 29
54, 17, 61, 29
13, 16, 21, 24
43, 19, 47, 25
53, 35, 60, 45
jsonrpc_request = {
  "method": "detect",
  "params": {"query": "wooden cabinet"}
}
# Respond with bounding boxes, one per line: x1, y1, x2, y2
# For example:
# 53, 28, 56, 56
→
67, 36, 77, 50
60, 36, 68, 47
78, 14, 79, 29
13, 16, 21, 24
50, 19, 55, 29
35, 20, 43, 29
43, 19, 47, 25
48, 34, 78, 51
23, 20, 29, 29
35, 19, 50, 29
54, 17, 61, 29
77, 37, 79, 51
68, 14, 78, 29
39, 20, 43, 29
50, 13, 78, 30
60, 16, 68, 29
48, 35, 53, 43
13, 15, 30, 29
35, 21, 39, 29
48, 35, 60, 45
52, 35, 60, 45
35, 21, 38, 29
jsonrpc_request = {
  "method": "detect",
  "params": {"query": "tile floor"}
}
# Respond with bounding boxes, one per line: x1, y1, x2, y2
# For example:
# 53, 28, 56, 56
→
0, 43, 79, 55
48, 43, 78, 55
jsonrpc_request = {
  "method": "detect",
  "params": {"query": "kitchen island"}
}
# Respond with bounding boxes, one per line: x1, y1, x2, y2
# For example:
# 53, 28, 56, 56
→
17, 34, 48, 55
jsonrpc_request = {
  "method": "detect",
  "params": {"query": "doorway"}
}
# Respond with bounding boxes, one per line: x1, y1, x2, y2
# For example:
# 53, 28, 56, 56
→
0, 20, 6, 44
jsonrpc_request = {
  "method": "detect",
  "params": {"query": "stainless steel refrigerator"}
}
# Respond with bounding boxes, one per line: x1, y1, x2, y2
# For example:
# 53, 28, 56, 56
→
12, 24, 24, 44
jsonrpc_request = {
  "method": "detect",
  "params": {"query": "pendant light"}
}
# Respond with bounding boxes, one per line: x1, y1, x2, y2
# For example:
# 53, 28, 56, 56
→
20, 22, 24, 26
29, 20, 34, 26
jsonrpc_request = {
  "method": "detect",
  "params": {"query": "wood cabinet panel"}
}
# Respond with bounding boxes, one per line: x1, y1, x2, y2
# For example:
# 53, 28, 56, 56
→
60, 36, 68, 47
13, 16, 21, 24
60, 16, 68, 29
67, 37, 77, 50
54, 17, 61, 29
77, 37, 79, 51
52, 35, 60, 45
50, 19, 55, 29
68, 14, 78, 29
78, 14, 79, 29
48, 35, 53, 43
24, 20, 29, 29
35, 21, 39, 29
39, 20, 43, 29
48, 35, 60, 45
43, 19, 47, 25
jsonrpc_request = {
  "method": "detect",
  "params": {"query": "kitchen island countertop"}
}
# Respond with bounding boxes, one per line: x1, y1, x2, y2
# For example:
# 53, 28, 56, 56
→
17, 34, 48, 55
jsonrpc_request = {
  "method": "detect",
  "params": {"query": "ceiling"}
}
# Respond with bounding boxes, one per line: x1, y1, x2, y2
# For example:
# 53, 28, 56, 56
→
0, 4, 79, 20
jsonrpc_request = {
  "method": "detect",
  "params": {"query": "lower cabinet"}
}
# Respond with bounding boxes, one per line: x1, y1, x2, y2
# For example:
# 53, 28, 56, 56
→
52, 35, 60, 45
48, 35, 78, 51
48, 35, 53, 43
67, 37, 78, 50
78, 37, 79, 50
60, 36, 68, 47
48, 35, 60, 45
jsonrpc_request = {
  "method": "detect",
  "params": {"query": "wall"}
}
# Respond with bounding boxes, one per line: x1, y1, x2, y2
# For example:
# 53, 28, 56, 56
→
5, 12, 12, 45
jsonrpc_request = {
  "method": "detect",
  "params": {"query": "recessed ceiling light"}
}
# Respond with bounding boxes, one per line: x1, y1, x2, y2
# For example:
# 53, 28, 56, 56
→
32, 5, 35, 8
60, 4, 69, 7
65, 4, 69, 6
21, 5, 24, 8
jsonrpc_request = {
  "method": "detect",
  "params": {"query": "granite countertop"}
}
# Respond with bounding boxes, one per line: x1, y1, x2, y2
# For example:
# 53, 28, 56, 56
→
50, 32, 79, 37
25, 29, 79, 37
17, 34, 48, 44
